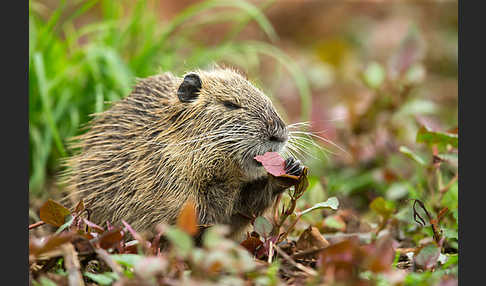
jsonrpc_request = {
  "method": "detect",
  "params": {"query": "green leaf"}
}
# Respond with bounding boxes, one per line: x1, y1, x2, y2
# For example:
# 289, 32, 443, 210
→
416, 126, 458, 148
441, 181, 458, 209
55, 214, 74, 234
254, 216, 273, 238
441, 254, 458, 269
84, 272, 119, 285
164, 227, 194, 257
443, 228, 458, 241
399, 146, 426, 166
436, 152, 458, 167
370, 197, 396, 219
362, 61, 385, 89
414, 243, 440, 270
110, 254, 143, 268
386, 182, 411, 201
35, 277, 58, 286
202, 225, 226, 249
303, 177, 326, 206
404, 63, 426, 84
298, 197, 339, 216
398, 98, 437, 116
323, 216, 346, 230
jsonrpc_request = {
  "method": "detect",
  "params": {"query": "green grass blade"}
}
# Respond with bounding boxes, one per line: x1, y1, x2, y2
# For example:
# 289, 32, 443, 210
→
237, 41, 311, 121
33, 53, 67, 158
132, 0, 277, 72
62, 0, 100, 25
223, 0, 277, 43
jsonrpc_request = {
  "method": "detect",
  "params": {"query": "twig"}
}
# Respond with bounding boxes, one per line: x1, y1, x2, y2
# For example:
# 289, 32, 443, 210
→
274, 245, 318, 276
94, 248, 123, 277
61, 243, 85, 286
272, 193, 282, 226
439, 174, 458, 197
291, 246, 328, 260
278, 213, 302, 242
395, 247, 417, 255
274, 168, 309, 238
412, 199, 442, 243
268, 240, 274, 264
29, 220, 45, 230
122, 220, 151, 253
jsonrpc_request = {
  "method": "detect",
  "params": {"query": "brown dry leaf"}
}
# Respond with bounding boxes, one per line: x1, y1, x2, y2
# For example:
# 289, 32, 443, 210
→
73, 199, 85, 214
318, 238, 363, 281
39, 199, 71, 227
447, 126, 458, 134
241, 236, 263, 255
30, 232, 75, 258
295, 226, 330, 254
177, 199, 198, 236
71, 235, 94, 255
98, 228, 124, 250
208, 261, 223, 274
361, 235, 396, 273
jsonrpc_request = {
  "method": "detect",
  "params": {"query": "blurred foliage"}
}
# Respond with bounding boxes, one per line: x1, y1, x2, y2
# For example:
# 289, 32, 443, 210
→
29, 0, 458, 285
29, 0, 310, 194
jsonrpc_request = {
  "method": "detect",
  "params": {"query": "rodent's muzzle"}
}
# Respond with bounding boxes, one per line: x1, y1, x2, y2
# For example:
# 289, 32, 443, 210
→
267, 117, 289, 144
268, 132, 288, 143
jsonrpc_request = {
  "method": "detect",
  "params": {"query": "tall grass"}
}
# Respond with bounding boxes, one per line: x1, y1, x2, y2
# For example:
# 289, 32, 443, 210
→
29, 0, 311, 195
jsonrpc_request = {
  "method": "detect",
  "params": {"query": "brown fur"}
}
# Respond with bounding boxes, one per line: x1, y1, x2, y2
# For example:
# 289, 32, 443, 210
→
60, 67, 293, 239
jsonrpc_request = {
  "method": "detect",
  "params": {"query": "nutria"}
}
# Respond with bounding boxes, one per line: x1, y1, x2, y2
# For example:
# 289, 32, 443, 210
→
61, 67, 303, 239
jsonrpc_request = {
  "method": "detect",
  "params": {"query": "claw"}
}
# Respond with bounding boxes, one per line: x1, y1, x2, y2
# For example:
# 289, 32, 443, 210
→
284, 157, 304, 177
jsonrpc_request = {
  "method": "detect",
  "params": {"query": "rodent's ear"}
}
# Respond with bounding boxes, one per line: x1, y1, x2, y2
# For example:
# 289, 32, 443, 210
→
177, 73, 202, 103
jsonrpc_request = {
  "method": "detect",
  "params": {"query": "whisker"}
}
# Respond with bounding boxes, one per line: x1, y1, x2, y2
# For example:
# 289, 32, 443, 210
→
290, 135, 333, 158
286, 140, 309, 161
288, 139, 320, 161
290, 131, 349, 156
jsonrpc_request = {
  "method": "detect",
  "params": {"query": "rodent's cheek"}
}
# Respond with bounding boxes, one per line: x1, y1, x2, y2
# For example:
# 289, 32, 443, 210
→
242, 163, 268, 181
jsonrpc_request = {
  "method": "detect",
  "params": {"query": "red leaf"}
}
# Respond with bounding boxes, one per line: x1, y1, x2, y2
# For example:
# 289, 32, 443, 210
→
254, 152, 286, 177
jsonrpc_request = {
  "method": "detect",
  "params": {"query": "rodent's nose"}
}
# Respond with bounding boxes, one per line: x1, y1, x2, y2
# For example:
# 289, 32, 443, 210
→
269, 126, 289, 143
269, 134, 288, 143
266, 110, 289, 143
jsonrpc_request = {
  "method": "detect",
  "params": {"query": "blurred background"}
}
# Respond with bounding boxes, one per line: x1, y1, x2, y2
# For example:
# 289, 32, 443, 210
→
29, 0, 457, 280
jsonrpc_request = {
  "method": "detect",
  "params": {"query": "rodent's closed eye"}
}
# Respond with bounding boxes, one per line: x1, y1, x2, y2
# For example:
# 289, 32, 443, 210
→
223, 100, 242, 110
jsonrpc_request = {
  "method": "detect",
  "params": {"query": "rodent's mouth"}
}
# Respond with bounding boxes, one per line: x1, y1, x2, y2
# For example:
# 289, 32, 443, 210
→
241, 141, 287, 180
249, 141, 287, 165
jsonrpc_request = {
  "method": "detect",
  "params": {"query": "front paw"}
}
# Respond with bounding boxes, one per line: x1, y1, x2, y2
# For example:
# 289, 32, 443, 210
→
284, 157, 304, 177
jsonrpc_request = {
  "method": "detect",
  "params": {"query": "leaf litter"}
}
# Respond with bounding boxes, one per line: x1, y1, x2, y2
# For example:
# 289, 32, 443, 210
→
29, 151, 458, 285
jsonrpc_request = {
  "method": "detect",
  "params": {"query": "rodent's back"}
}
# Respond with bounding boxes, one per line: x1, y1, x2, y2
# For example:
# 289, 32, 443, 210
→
63, 73, 183, 229
61, 68, 291, 234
